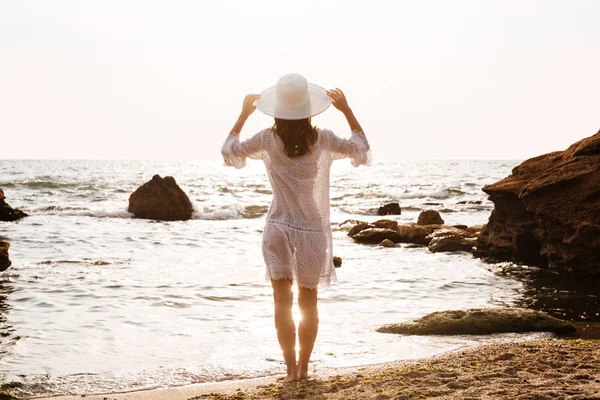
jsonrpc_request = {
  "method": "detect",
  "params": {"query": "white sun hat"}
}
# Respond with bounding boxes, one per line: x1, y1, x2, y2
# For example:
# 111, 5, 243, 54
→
255, 73, 332, 120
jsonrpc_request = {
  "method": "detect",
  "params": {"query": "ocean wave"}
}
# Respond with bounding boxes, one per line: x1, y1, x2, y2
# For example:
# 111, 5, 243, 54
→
28, 203, 268, 221
31, 206, 134, 218
38, 260, 112, 266
192, 206, 243, 220
192, 204, 268, 220
0, 180, 94, 190
397, 187, 468, 200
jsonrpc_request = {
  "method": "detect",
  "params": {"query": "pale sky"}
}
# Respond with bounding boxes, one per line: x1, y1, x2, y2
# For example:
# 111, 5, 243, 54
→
1, 0, 598, 160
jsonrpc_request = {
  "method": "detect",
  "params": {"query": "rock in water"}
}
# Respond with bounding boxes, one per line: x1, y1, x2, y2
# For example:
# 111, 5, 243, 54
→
377, 307, 576, 336
333, 256, 342, 268
128, 175, 193, 221
0, 241, 10, 271
417, 209, 444, 225
378, 239, 396, 247
352, 228, 403, 244
475, 130, 600, 276
373, 219, 399, 230
428, 228, 477, 253
377, 202, 401, 216
0, 189, 28, 222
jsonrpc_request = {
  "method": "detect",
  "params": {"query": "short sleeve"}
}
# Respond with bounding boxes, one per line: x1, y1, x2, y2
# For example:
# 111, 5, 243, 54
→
323, 129, 371, 167
221, 130, 267, 169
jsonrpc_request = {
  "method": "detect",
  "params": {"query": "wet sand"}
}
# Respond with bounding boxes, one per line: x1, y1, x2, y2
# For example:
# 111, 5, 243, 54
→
29, 327, 600, 400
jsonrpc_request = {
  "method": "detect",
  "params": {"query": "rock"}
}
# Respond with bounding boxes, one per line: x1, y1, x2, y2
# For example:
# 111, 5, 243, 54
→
377, 307, 576, 336
348, 219, 480, 248
128, 175, 193, 221
373, 219, 398, 230
377, 202, 401, 216
428, 229, 477, 253
378, 239, 396, 247
352, 228, 404, 244
417, 209, 444, 225
0, 190, 28, 222
457, 200, 483, 205
333, 256, 342, 268
0, 241, 10, 272
464, 225, 484, 236
395, 223, 439, 245
452, 224, 468, 230
340, 219, 366, 228
475, 130, 600, 275
348, 222, 374, 237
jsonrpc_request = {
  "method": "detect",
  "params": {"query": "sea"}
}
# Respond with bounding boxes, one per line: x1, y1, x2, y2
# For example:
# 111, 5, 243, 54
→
0, 159, 557, 397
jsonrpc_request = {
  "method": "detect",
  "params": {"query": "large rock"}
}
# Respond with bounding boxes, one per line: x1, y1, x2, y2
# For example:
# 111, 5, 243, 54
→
0, 190, 27, 222
428, 228, 477, 253
377, 202, 401, 216
128, 175, 193, 221
377, 307, 576, 336
417, 209, 444, 225
0, 241, 10, 272
475, 130, 600, 275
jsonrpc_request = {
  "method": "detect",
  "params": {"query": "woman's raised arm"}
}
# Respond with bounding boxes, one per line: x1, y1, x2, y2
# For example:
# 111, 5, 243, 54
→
327, 89, 364, 134
221, 94, 266, 169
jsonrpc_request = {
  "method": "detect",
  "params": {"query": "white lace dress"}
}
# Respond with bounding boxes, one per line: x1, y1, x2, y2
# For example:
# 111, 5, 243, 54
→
221, 128, 370, 289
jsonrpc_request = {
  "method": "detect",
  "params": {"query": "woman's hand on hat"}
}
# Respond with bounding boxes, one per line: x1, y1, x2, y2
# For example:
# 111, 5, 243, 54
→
327, 89, 351, 114
241, 94, 261, 118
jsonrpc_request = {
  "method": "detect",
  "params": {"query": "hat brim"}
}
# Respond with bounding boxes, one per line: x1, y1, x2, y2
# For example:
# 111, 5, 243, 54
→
256, 83, 332, 120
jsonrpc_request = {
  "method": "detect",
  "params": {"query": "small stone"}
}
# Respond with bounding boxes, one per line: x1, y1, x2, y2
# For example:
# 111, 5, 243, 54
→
379, 239, 396, 247
333, 256, 342, 268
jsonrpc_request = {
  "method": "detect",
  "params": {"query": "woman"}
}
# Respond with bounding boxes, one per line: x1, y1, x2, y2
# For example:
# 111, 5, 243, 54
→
221, 73, 370, 381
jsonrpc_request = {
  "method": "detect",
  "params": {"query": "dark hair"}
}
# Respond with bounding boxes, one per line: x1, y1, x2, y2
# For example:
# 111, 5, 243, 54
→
272, 118, 318, 157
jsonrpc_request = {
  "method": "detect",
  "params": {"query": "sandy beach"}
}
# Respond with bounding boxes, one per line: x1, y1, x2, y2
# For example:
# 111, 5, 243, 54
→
27, 323, 600, 400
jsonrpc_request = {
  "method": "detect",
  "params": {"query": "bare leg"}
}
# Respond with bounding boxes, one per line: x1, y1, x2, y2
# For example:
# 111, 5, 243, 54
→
271, 279, 296, 381
297, 286, 318, 380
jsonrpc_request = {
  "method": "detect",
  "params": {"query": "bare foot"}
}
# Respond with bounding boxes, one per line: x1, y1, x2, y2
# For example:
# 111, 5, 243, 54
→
284, 365, 298, 382
297, 368, 309, 381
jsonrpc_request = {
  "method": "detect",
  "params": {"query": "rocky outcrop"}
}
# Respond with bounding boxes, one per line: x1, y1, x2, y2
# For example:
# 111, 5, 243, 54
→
347, 216, 484, 254
377, 202, 401, 215
475, 130, 600, 276
128, 175, 193, 221
377, 307, 576, 336
0, 242, 10, 272
0, 190, 27, 222
417, 209, 444, 225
